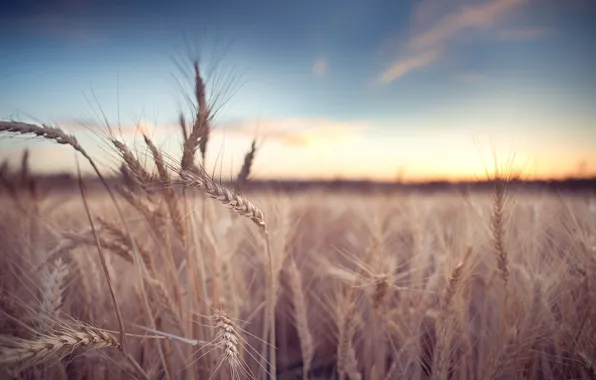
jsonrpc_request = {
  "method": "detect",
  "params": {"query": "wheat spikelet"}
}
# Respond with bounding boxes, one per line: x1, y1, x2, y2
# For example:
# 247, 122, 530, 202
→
235, 140, 256, 193
492, 177, 509, 286
179, 167, 266, 230
39, 258, 69, 327
191, 308, 259, 380
0, 122, 84, 154
111, 139, 156, 195
441, 257, 467, 312
179, 112, 188, 143
432, 250, 470, 380
194, 62, 211, 162
181, 61, 211, 169
0, 323, 119, 371
213, 310, 241, 370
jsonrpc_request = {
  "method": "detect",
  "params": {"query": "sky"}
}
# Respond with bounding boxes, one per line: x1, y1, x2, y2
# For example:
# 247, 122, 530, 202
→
1, 0, 595, 181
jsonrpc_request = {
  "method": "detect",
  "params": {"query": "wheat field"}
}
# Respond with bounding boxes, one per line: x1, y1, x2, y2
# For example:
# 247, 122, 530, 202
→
0, 62, 595, 380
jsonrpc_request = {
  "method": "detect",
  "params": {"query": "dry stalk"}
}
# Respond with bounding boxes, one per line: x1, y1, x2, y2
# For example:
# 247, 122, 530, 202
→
77, 168, 129, 354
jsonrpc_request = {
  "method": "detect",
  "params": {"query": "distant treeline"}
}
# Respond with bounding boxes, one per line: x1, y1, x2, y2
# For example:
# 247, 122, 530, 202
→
1, 172, 596, 194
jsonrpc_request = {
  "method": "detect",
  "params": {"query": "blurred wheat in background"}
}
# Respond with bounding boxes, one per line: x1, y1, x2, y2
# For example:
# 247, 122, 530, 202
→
0, 61, 595, 380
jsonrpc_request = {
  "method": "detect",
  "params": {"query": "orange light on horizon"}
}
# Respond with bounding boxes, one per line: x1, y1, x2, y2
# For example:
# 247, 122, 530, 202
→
1, 122, 595, 183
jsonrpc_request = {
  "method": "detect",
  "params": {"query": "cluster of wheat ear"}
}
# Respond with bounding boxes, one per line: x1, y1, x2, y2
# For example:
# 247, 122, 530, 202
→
1, 58, 595, 380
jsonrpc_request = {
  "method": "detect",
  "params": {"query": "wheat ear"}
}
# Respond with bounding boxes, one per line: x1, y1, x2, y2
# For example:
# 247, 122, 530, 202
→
0, 122, 84, 153
111, 139, 156, 195
39, 258, 69, 330
0, 324, 119, 371
235, 139, 257, 193
181, 61, 210, 170
432, 249, 472, 380
288, 258, 314, 380
491, 177, 509, 286
179, 167, 266, 230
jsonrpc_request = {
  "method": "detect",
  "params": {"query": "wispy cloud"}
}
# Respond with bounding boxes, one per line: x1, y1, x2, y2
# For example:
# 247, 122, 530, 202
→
411, 0, 526, 50
313, 58, 327, 77
376, 49, 441, 84
497, 27, 550, 41
378, 0, 528, 84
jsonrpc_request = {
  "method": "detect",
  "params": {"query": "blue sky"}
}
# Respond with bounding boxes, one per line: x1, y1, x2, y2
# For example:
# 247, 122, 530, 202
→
1, 0, 595, 180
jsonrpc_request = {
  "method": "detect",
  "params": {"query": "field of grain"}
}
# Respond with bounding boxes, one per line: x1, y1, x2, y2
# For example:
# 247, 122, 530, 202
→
0, 63, 595, 380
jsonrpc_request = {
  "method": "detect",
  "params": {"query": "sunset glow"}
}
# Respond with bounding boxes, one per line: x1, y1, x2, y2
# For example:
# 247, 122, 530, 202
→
1, 0, 595, 181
